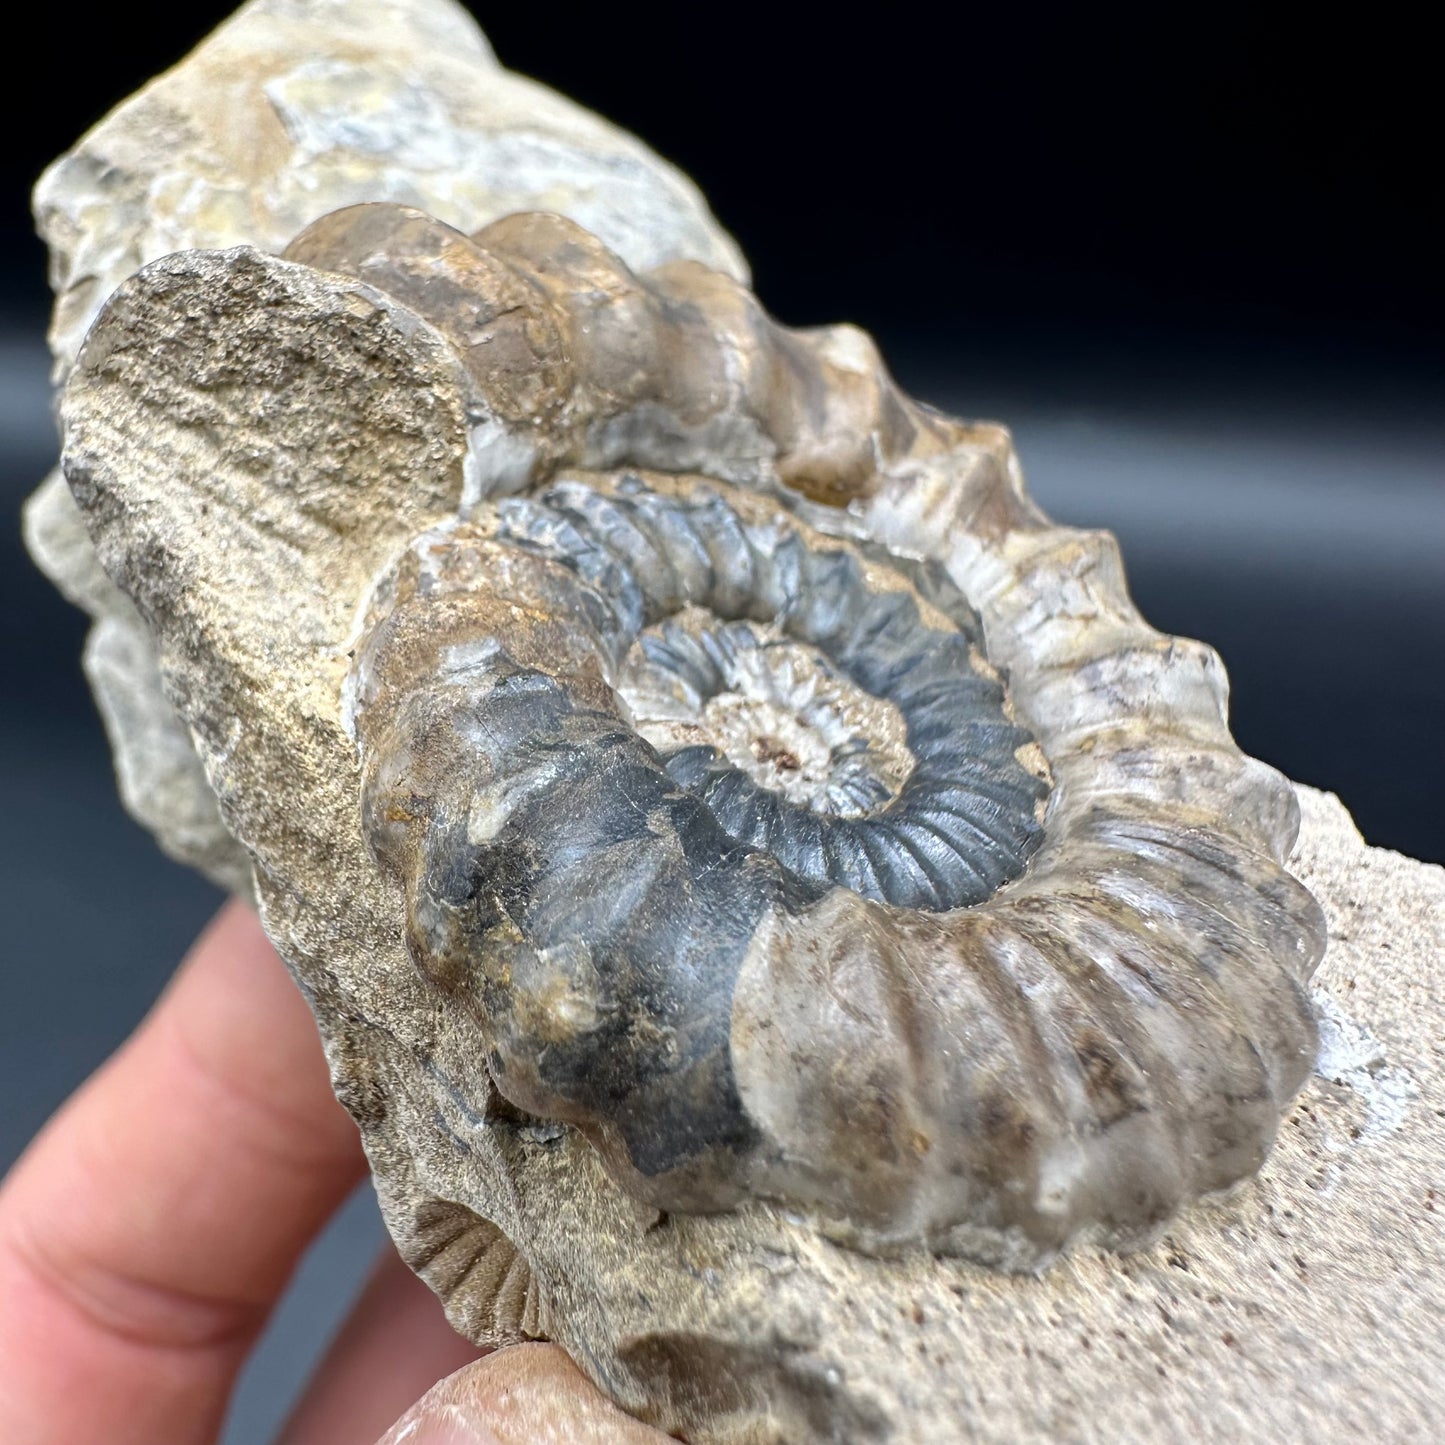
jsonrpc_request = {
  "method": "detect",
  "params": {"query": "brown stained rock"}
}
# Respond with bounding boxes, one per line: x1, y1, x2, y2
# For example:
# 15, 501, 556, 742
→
35, 0, 744, 381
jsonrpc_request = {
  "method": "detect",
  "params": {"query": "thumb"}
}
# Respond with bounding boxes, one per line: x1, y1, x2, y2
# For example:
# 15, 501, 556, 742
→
375, 1341, 674, 1444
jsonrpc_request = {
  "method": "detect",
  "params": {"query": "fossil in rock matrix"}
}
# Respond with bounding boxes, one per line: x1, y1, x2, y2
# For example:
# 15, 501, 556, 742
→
41, 11, 1412, 1442
63, 196, 1326, 1270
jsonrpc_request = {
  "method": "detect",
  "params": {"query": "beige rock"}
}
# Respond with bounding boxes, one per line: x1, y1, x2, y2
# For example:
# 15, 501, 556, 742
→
35, 0, 744, 379
24, 0, 743, 891
23, 470, 250, 891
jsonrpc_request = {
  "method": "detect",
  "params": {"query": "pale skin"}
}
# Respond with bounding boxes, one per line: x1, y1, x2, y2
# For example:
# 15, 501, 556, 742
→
0, 899, 672, 1445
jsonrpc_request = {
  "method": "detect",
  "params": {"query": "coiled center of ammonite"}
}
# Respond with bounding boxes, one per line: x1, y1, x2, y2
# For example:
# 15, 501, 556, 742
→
482, 473, 1050, 912
619, 611, 915, 818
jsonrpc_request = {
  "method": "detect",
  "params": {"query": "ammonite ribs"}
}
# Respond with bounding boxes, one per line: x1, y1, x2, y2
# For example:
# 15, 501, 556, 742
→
60, 200, 1326, 1271
271, 202, 1322, 1267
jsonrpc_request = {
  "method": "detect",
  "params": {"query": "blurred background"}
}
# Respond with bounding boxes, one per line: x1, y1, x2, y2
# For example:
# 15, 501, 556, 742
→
1, 3, 1440, 1440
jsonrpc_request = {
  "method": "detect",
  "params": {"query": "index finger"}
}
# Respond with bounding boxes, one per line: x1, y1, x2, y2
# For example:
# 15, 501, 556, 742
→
0, 899, 367, 1445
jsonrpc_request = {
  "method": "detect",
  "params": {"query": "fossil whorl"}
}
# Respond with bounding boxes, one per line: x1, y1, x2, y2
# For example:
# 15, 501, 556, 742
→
300, 203, 1327, 1266
283, 203, 956, 506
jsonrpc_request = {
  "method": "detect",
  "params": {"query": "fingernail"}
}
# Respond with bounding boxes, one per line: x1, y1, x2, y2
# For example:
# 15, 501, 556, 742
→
376, 1400, 503, 1445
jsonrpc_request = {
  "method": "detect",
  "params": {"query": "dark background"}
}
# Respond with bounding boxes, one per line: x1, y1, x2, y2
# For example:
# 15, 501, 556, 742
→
1, 4, 1440, 1441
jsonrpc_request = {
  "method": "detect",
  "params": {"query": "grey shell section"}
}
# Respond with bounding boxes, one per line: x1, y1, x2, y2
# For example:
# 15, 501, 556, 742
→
494, 475, 1048, 909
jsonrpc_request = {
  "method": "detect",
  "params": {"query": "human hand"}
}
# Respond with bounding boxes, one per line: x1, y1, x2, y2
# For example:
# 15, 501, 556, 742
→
0, 899, 672, 1444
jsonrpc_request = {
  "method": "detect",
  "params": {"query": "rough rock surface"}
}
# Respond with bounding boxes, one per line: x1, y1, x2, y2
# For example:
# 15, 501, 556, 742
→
35, 0, 743, 377
23, 0, 743, 891
58, 240, 1445, 1441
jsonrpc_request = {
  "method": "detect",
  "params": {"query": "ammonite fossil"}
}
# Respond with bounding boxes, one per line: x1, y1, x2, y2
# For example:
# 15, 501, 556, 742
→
251, 202, 1326, 1266
37, 8, 1444, 1439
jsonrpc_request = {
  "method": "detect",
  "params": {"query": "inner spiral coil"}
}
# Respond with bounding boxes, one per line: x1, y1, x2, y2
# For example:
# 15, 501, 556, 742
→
491, 473, 1049, 911
620, 611, 915, 818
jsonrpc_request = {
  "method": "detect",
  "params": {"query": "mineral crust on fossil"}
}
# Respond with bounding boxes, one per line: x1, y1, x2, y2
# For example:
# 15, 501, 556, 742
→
27, 2, 1445, 1442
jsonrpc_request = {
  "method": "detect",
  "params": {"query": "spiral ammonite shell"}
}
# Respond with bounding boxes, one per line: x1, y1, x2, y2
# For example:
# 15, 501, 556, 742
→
294, 202, 1325, 1266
